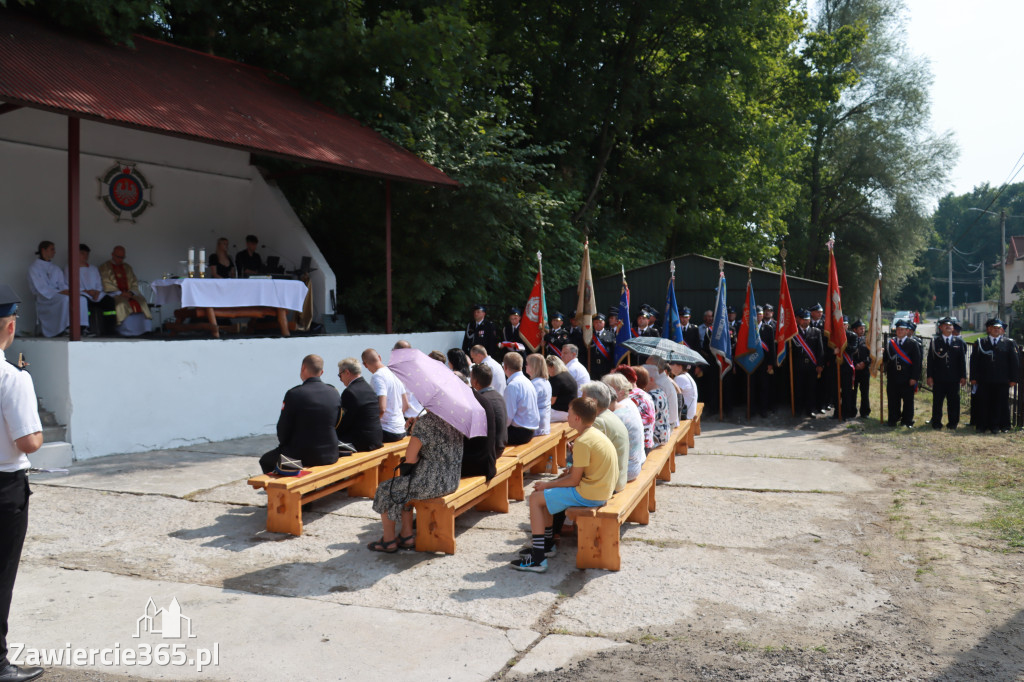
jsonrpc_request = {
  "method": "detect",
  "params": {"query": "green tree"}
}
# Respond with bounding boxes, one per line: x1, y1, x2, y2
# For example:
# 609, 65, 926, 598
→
785, 0, 957, 314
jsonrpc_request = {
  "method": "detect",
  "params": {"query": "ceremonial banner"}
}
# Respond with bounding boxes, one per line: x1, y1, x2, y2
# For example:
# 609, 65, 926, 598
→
868, 274, 883, 377
575, 241, 598, 346
519, 253, 546, 352
614, 271, 633, 362
824, 240, 847, 356
776, 268, 798, 365
710, 271, 733, 376
663, 261, 684, 343
734, 279, 764, 374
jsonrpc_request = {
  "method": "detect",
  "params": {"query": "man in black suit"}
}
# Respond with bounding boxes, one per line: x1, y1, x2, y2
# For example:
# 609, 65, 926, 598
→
259, 354, 341, 473
462, 304, 499, 356
463, 363, 507, 479
970, 318, 1020, 433
680, 307, 701, 350
927, 316, 967, 430
754, 308, 777, 417
336, 357, 384, 451
588, 313, 616, 380
792, 309, 825, 417
834, 317, 860, 421
884, 320, 921, 428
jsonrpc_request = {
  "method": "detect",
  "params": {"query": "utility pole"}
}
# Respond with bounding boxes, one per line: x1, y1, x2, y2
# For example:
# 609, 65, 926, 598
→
948, 248, 953, 316
1000, 209, 1007, 319
981, 260, 985, 304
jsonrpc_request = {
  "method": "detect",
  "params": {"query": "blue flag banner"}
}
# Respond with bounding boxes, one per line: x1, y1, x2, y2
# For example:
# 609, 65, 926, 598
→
710, 273, 733, 377
734, 280, 765, 374
663, 269, 683, 344
615, 279, 633, 362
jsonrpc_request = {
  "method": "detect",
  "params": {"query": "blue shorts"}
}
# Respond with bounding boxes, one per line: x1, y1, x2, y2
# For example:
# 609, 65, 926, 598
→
543, 487, 605, 514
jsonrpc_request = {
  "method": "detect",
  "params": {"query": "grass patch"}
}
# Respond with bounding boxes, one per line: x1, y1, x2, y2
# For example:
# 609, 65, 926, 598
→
858, 374, 1024, 550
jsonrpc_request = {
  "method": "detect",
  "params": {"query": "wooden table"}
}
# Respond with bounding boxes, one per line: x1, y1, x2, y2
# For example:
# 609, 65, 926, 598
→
152, 278, 308, 338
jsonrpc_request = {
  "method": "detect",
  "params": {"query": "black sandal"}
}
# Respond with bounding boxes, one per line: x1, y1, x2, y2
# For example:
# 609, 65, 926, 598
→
367, 537, 398, 553
397, 534, 415, 550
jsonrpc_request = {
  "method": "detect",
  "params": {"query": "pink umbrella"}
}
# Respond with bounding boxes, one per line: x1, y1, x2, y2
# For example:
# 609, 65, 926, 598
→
388, 348, 487, 438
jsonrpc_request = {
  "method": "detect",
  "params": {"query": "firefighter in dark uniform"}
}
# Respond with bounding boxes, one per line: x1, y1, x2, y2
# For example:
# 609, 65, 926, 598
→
544, 312, 569, 358
588, 313, 616, 380
566, 310, 585, 352
635, 306, 659, 337
762, 303, 777, 330
462, 304, 498, 356
808, 303, 825, 330
680, 307, 701, 350
850, 319, 872, 418
754, 307, 776, 417
500, 307, 527, 363
969, 318, 1020, 433
792, 308, 825, 417
926, 316, 967, 430
884, 319, 921, 428
834, 316, 860, 421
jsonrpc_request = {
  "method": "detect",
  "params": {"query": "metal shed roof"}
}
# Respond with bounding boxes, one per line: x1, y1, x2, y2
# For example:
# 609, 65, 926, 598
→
0, 12, 457, 187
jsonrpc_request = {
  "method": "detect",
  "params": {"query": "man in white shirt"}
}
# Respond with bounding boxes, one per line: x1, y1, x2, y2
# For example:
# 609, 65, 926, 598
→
562, 344, 591, 397
669, 360, 699, 420
502, 353, 540, 445
469, 345, 506, 396
361, 348, 410, 442
0, 284, 46, 682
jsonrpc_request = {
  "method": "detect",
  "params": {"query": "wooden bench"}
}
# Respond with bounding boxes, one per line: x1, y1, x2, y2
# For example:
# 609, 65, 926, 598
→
499, 430, 563, 500
247, 439, 409, 536
411, 456, 516, 554
549, 422, 576, 468
564, 439, 674, 571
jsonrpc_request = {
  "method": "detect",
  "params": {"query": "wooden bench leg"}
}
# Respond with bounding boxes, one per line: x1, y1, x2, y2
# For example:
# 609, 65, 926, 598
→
647, 479, 657, 513
693, 416, 701, 438
266, 488, 303, 536
347, 467, 379, 499
670, 448, 677, 472
508, 465, 525, 501
575, 516, 620, 571
475, 479, 510, 513
528, 455, 552, 475
413, 502, 456, 554
657, 455, 671, 483
556, 438, 567, 469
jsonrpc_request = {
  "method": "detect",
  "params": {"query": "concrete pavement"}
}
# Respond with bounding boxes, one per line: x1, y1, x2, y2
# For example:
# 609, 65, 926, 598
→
10, 417, 890, 680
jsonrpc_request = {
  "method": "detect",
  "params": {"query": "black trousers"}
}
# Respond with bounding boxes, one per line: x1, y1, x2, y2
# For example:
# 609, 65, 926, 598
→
0, 470, 30, 667
974, 383, 1011, 431
853, 370, 871, 417
507, 425, 534, 445
887, 379, 915, 426
794, 369, 819, 416
930, 380, 961, 429
382, 430, 406, 443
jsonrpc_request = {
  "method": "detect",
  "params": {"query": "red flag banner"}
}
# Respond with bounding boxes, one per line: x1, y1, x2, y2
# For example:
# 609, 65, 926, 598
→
824, 244, 847, 356
776, 268, 798, 364
520, 266, 546, 352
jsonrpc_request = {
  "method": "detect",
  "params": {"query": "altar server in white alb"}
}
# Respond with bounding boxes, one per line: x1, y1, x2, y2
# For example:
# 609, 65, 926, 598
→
28, 240, 86, 337
98, 245, 152, 337
64, 243, 106, 337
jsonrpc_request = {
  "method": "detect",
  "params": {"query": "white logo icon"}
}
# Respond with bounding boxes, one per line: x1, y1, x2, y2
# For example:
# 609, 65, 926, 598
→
134, 597, 196, 639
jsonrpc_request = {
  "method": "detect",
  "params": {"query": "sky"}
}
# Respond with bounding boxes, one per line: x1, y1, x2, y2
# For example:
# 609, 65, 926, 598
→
901, 0, 1024, 199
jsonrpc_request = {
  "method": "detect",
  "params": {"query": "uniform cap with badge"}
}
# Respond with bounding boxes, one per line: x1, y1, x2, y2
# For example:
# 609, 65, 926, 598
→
0, 284, 19, 318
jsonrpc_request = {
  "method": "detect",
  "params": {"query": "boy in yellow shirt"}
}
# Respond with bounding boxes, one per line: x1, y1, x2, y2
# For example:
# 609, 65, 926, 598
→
511, 396, 618, 572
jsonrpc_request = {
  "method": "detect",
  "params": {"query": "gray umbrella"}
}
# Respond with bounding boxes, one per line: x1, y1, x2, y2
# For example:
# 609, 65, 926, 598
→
621, 336, 709, 366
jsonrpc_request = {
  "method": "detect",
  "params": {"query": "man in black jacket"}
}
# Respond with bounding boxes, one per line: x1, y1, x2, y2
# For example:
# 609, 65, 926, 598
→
463, 363, 507, 479
336, 357, 384, 451
792, 309, 825, 417
258, 355, 341, 473
850, 320, 872, 417
462, 304, 499, 356
884, 320, 922, 428
970, 318, 1020, 433
927, 316, 967, 430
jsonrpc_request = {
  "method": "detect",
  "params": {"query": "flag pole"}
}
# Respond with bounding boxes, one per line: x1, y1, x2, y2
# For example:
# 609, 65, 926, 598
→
788, 338, 795, 416
836, 352, 842, 421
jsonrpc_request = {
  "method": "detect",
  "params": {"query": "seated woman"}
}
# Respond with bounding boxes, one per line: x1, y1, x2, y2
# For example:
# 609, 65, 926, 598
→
207, 237, 236, 278
635, 366, 669, 449
369, 411, 464, 552
526, 353, 552, 436
601, 372, 646, 482
546, 355, 576, 423
669, 361, 699, 420
446, 348, 471, 377
614, 365, 654, 451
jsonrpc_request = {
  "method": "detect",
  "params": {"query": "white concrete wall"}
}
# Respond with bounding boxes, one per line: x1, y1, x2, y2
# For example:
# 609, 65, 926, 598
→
0, 107, 335, 328
9, 332, 463, 460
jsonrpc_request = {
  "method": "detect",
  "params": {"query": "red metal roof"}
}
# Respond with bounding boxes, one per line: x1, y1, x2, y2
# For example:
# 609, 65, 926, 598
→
0, 12, 457, 187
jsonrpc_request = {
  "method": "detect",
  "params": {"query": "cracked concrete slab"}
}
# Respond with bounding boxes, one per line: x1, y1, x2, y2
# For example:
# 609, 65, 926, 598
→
509, 634, 627, 676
